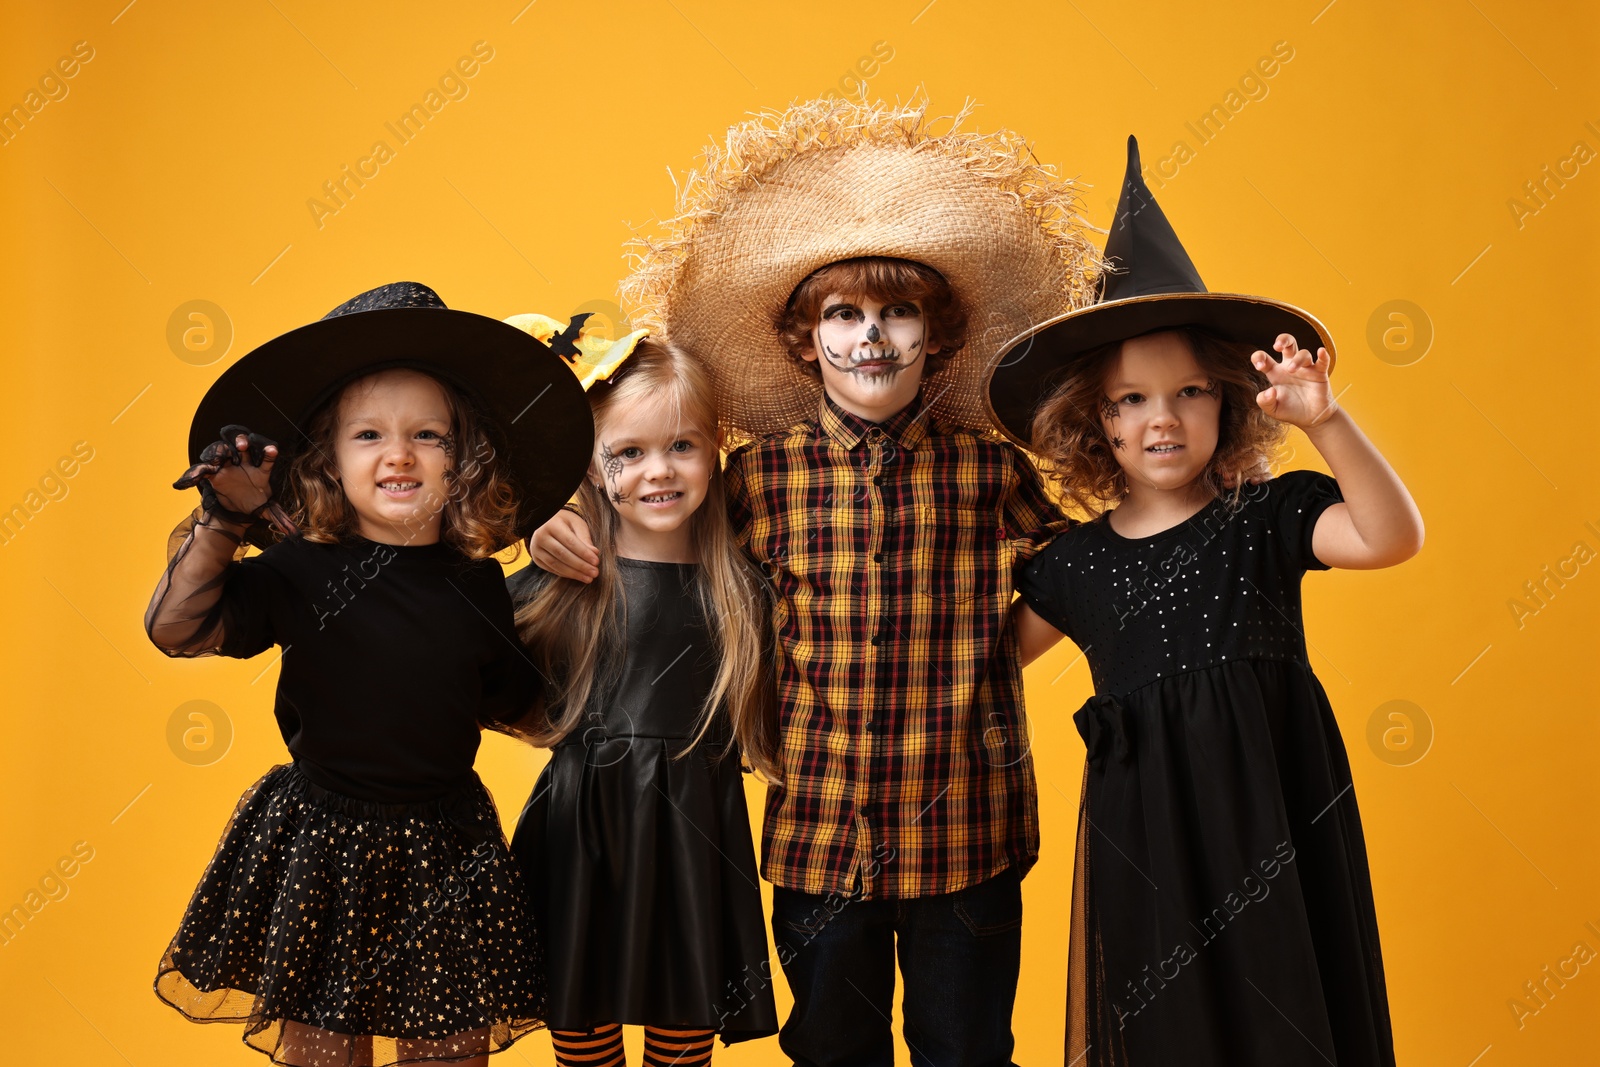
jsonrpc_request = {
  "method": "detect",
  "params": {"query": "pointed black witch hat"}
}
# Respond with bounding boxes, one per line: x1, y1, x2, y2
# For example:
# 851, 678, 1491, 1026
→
983, 136, 1334, 449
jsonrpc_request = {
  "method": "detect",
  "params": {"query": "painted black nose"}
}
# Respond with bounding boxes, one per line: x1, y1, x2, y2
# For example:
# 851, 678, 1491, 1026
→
866, 324, 881, 342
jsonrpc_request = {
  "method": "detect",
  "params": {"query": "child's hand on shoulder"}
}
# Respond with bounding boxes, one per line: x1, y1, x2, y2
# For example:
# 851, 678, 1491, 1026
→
1252, 334, 1337, 430
529, 508, 600, 582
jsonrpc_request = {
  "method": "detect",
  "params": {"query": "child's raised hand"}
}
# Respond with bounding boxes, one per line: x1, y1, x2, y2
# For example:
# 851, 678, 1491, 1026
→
174, 425, 279, 525
1252, 334, 1337, 430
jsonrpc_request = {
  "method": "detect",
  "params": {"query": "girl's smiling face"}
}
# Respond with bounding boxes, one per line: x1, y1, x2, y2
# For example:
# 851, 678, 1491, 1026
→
804, 292, 938, 422
332, 369, 455, 544
1101, 331, 1223, 495
593, 392, 713, 560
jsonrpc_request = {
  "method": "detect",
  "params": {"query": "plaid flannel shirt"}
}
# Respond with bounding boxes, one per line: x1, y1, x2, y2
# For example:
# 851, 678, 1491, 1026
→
725, 393, 1070, 899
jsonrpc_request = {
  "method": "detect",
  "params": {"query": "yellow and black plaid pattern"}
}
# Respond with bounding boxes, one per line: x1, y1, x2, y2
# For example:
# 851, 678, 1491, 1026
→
726, 395, 1070, 899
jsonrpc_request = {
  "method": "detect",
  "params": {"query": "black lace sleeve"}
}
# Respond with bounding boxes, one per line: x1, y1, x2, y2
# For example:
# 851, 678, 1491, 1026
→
144, 509, 278, 658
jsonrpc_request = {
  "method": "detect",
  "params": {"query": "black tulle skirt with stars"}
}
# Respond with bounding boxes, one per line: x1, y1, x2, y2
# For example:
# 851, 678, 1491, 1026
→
154, 763, 547, 1064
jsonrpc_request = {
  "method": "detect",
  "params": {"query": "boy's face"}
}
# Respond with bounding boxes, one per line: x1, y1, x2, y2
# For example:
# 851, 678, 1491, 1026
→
803, 292, 938, 423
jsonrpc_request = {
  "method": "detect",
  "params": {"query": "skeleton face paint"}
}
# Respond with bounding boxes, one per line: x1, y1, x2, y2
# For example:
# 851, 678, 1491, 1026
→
805, 292, 936, 424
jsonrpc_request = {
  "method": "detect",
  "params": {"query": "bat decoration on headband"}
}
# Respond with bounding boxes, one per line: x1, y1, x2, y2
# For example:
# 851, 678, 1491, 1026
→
545, 313, 593, 359
502, 311, 650, 392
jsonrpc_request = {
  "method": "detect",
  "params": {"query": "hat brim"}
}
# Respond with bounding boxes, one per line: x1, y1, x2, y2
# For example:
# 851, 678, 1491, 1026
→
984, 292, 1335, 449
188, 307, 593, 548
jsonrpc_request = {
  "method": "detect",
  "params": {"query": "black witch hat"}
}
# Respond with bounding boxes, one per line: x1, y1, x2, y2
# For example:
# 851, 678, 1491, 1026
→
186, 281, 594, 549
984, 136, 1334, 448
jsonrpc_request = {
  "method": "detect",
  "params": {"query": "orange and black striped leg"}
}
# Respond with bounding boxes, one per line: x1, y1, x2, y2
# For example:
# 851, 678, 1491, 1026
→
642, 1027, 715, 1067
552, 1024, 627, 1067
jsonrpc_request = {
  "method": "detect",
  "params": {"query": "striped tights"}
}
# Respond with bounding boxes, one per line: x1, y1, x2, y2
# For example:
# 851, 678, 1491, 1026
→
551, 1024, 715, 1067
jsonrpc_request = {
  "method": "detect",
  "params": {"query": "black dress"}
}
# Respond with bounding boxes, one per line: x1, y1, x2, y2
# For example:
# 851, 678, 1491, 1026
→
1017, 472, 1395, 1067
151, 532, 546, 1064
507, 558, 779, 1042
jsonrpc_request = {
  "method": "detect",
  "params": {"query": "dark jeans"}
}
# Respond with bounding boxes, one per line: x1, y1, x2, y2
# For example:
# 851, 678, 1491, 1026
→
770, 867, 1023, 1067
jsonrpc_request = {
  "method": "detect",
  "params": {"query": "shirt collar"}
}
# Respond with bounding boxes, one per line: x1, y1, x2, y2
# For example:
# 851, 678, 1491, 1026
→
817, 391, 932, 451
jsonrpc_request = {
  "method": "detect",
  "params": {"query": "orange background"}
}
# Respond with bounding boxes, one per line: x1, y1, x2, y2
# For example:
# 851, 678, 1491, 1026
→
2, 2, 1596, 1064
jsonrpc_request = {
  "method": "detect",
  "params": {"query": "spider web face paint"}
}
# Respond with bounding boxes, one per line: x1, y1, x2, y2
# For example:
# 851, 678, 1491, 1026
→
1099, 398, 1126, 450
599, 442, 628, 505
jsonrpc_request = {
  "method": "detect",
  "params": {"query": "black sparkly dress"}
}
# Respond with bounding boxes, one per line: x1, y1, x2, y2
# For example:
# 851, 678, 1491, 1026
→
507, 559, 779, 1043
148, 529, 546, 1064
1016, 472, 1395, 1067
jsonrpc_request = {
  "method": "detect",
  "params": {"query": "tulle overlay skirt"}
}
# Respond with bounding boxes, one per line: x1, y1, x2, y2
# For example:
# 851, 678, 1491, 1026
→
1067, 660, 1395, 1067
155, 763, 546, 1064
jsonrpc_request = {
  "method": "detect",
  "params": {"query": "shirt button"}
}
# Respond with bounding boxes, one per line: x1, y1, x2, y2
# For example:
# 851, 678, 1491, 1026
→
873, 475, 884, 486
873, 552, 884, 563
870, 634, 881, 645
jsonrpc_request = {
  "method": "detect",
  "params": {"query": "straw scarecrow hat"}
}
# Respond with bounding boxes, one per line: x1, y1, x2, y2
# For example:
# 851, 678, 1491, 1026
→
620, 98, 1104, 440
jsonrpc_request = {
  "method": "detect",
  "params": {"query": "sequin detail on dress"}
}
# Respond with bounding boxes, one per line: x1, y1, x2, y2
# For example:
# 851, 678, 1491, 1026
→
155, 763, 546, 1064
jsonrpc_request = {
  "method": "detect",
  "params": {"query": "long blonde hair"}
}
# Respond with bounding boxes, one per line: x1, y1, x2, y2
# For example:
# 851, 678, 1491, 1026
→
512, 340, 781, 779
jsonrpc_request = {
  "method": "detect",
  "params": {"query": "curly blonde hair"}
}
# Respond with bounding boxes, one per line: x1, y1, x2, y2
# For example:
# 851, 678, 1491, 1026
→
285, 368, 521, 559
1030, 328, 1287, 517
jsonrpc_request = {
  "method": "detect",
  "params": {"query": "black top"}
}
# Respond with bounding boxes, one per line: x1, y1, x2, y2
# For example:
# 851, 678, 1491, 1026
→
1017, 471, 1344, 696
506, 557, 724, 745
216, 534, 535, 802
505, 557, 777, 1039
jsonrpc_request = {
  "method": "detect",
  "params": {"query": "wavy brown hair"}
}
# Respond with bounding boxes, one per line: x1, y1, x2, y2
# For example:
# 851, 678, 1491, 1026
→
512, 340, 781, 780
1030, 328, 1287, 516
285, 368, 522, 559
776, 257, 968, 380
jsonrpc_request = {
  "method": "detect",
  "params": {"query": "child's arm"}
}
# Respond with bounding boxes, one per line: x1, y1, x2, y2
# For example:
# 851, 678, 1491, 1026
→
528, 509, 599, 582
1001, 444, 1072, 568
1012, 600, 1069, 668
1254, 335, 1425, 570
146, 430, 278, 654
